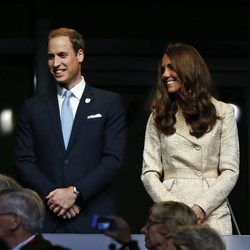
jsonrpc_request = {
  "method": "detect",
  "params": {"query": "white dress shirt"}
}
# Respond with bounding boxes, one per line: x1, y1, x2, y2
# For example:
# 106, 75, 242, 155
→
57, 77, 86, 118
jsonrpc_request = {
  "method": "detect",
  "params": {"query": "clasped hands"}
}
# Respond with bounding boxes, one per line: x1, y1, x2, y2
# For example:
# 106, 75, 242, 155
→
46, 186, 81, 219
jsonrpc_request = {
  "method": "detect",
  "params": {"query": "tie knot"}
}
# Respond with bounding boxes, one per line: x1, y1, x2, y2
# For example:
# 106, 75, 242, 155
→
64, 90, 73, 98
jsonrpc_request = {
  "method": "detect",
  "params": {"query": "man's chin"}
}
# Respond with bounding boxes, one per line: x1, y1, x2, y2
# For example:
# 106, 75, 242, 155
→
56, 80, 68, 86
53, 73, 66, 82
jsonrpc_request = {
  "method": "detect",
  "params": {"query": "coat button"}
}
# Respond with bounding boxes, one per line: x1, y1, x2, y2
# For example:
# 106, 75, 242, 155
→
196, 171, 202, 176
64, 159, 69, 164
194, 145, 201, 151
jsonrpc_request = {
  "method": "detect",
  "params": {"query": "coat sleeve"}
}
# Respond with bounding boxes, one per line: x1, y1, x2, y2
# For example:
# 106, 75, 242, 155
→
141, 113, 179, 202
194, 104, 240, 215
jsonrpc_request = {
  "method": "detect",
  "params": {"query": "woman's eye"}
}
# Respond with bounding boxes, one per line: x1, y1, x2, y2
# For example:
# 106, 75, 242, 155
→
167, 63, 174, 70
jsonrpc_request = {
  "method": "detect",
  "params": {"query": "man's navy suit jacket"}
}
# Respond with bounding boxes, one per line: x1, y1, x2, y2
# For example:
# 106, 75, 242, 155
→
14, 84, 126, 233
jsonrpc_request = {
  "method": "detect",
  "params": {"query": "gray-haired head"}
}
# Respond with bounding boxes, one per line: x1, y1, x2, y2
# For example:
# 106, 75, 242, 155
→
173, 225, 226, 250
0, 188, 45, 233
149, 201, 197, 233
0, 174, 22, 191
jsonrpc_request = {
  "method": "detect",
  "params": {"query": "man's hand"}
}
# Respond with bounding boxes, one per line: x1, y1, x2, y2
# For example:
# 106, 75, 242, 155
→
62, 204, 81, 219
46, 186, 77, 216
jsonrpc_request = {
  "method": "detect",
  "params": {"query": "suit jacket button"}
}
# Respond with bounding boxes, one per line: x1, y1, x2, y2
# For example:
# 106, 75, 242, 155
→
64, 160, 69, 164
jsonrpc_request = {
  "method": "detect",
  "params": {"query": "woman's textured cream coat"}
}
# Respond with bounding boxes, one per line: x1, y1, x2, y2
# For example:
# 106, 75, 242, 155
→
142, 98, 239, 235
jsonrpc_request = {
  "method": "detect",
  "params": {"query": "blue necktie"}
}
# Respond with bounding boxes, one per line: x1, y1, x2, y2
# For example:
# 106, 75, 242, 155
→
61, 90, 73, 149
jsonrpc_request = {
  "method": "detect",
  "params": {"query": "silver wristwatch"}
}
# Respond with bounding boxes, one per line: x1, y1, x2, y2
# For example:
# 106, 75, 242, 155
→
73, 186, 80, 197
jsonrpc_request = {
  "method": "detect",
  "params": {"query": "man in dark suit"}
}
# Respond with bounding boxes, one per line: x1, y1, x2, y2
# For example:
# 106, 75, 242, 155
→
0, 188, 69, 250
14, 27, 126, 233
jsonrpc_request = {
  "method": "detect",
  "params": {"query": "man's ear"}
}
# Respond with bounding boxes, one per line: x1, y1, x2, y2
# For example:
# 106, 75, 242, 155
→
77, 49, 84, 63
10, 214, 21, 231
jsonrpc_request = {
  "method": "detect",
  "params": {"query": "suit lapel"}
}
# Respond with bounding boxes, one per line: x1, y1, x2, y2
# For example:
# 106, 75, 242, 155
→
21, 234, 53, 250
47, 94, 66, 151
67, 84, 94, 151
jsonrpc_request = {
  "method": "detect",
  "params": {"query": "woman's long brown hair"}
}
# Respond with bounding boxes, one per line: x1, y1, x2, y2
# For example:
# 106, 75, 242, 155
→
150, 42, 219, 138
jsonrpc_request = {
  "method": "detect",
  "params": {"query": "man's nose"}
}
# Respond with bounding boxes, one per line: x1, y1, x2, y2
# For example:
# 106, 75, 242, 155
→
52, 57, 61, 67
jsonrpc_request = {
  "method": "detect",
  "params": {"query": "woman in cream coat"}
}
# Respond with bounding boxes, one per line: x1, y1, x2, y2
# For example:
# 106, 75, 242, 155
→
141, 42, 239, 235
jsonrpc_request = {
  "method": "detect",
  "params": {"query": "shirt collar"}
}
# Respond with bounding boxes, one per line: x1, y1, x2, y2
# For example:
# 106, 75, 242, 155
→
57, 76, 86, 100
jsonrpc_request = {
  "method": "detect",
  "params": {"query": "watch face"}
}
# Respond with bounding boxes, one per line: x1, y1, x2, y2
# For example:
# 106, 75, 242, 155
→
73, 187, 80, 196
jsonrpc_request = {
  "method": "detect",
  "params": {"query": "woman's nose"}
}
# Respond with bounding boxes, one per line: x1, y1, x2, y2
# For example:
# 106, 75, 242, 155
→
162, 67, 171, 77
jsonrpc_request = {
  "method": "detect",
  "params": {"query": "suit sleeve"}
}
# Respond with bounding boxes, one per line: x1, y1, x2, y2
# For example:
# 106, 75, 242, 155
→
14, 100, 56, 198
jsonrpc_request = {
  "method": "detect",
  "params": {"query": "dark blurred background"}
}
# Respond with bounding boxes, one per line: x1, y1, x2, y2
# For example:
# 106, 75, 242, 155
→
0, 0, 250, 234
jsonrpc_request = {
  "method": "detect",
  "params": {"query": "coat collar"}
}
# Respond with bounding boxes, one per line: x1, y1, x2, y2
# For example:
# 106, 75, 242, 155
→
174, 109, 209, 145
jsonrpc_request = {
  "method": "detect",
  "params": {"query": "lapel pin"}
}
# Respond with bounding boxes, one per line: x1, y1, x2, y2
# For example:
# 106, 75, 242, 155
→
85, 98, 91, 103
